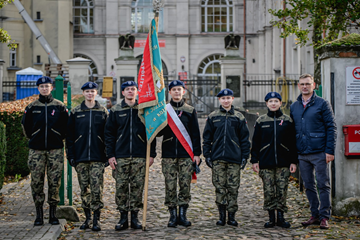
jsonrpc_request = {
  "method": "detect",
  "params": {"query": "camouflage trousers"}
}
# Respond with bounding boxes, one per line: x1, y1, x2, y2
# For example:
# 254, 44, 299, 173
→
112, 158, 146, 211
75, 162, 105, 211
27, 148, 64, 207
162, 158, 193, 207
212, 160, 241, 212
259, 167, 290, 212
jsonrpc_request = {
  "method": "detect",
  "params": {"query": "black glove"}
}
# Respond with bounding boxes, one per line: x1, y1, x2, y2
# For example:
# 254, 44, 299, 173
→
69, 159, 76, 167
104, 161, 110, 168
240, 158, 247, 170
205, 158, 213, 168
193, 162, 201, 174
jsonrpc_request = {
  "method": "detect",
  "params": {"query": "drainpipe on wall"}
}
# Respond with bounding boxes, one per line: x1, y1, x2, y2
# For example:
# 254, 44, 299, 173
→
243, 0, 246, 75
282, 1, 286, 77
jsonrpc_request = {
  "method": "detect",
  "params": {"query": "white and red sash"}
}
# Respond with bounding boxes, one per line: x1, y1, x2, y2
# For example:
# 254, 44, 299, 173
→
166, 103, 197, 182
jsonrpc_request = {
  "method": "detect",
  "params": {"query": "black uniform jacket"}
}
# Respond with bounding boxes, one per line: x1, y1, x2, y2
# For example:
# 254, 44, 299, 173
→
21, 94, 68, 150
105, 100, 155, 159
250, 109, 298, 169
203, 105, 250, 164
66, 101, 108, 164
157, 99, 202, 158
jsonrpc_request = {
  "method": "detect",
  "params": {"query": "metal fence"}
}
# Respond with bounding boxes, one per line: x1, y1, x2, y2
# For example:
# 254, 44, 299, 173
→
2, 78, 69, 102
243, 74, 301, 110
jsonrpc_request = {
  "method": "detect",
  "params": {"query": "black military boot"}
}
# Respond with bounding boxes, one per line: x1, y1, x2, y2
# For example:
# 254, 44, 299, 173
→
115, 211, 129, 231
92, 210, 101, 231
264, 210, 276, 228
277, 210, 291, 228
130, 210, 142, 229
80, 208, 92, 230
178, 205, 191, 227
227, 212, 238, 226
49, 205, 60, 225
34, 206, 44, 226
167, 207, 177, 227
216, 205, 226, 226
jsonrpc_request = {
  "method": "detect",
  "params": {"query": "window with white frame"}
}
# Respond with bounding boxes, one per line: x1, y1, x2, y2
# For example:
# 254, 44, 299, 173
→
201, 0, 233, 32
9, 46, 17, 67
73, 0, 94, 34
131, 0, 164, 33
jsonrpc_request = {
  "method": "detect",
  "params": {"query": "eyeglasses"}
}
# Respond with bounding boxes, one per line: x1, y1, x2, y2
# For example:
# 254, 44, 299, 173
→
299, 83, 313, 86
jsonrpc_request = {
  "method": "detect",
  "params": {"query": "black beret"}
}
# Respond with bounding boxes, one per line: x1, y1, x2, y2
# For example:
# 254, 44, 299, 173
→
81, 81, 98, 90
264, 92, 282, 101
216, 88, 234, 97
36, 76, 53, 86
121, 81, 138, 91
168, 80, 185, 90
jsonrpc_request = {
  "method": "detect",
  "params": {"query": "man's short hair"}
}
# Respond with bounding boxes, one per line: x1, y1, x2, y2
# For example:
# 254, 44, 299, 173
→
299, 73, 314, 82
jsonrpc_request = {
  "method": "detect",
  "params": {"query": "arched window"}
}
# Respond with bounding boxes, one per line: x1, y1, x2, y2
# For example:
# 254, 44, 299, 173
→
197, 54, 223, 79
73, 53, 98, 81
197, 54, 223, 97
201, 0, 233, 32
73, 0, 94, 33
131, 0, 164, 33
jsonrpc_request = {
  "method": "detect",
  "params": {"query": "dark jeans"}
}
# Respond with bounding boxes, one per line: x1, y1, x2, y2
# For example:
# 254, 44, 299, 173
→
299, 152, 331, 220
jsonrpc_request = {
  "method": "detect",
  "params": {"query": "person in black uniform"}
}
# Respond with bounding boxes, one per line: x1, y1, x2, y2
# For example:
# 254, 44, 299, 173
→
157, 80, 202, 228
21, 76, 68, 226
66, 82, 108, 231
203, 88, 250, 226
251, 92, 297, 228
105, 81, 155, 231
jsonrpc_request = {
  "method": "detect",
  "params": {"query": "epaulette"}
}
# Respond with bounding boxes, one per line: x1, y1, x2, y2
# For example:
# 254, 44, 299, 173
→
179, 103, 194, 114
71, 105, 82, 114
48, 99, 66, 107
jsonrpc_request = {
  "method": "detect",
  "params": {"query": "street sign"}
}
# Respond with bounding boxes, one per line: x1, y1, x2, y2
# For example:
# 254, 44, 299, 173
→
103, 77, 113, 98
346, 66, 360, 105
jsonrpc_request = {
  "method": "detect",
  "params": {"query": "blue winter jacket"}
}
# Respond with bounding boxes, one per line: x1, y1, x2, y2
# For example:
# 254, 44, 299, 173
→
290, 92, 337, 155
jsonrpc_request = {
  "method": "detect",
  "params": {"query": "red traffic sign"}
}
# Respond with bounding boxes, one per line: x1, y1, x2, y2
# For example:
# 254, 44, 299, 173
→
352, 67, 360, 80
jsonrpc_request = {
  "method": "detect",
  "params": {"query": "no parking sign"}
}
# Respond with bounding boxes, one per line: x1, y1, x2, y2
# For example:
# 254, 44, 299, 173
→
346, 66, 360, 105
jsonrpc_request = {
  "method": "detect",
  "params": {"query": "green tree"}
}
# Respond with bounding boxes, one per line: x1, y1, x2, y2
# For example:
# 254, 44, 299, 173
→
0, 0, 16, 49
269, 0, 360, 82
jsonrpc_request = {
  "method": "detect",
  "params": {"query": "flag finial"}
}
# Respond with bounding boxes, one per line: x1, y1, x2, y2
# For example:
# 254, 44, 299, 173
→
153, 0, 163, 14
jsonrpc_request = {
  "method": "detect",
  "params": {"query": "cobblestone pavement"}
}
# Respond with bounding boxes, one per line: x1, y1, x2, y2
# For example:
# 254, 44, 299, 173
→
0, 178, 66, 240
58, 139, 360, 239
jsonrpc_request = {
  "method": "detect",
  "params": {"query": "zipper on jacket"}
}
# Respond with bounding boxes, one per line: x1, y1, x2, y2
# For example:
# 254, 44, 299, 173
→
222, 112, 228, 156
45, 102, 48, 149
130, 107, 133, 158
274, 116, 278, 165
88, 110, 92, 161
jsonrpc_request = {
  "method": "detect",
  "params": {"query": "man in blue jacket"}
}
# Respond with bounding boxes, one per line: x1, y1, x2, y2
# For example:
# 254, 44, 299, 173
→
290, 74, 337, 230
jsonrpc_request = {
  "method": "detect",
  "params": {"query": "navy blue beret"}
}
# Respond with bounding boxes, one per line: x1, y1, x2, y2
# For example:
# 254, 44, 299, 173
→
264, 92, 282, 101
168, 80, 185, 90
217, 88, 234, 97
36, 76, 53, 86
121, 81, 138, 91
81, 81, 98, 90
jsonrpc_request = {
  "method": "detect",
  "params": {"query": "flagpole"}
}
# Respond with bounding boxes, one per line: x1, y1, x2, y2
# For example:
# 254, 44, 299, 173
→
142, 0, 162, 231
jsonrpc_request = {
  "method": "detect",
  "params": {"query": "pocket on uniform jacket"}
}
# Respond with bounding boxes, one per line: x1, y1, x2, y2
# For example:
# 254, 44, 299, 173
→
97, 135, 103, 143
162, 137, 173, 143
231, 139, 240, 148
260, 144, 270, 152
51, 128, 61, 136
116, 134, 123, 143
137, 134, 145, 143
309, 132, 325, 138
31, 129, 40, 136
95, 115, 103, 124
280, 143, 290, 151
75, 135, 82, 143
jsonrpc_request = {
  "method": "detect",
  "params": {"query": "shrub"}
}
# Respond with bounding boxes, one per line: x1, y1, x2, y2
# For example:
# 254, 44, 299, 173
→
0, 121, 6, 190
0, 112, 29, 177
